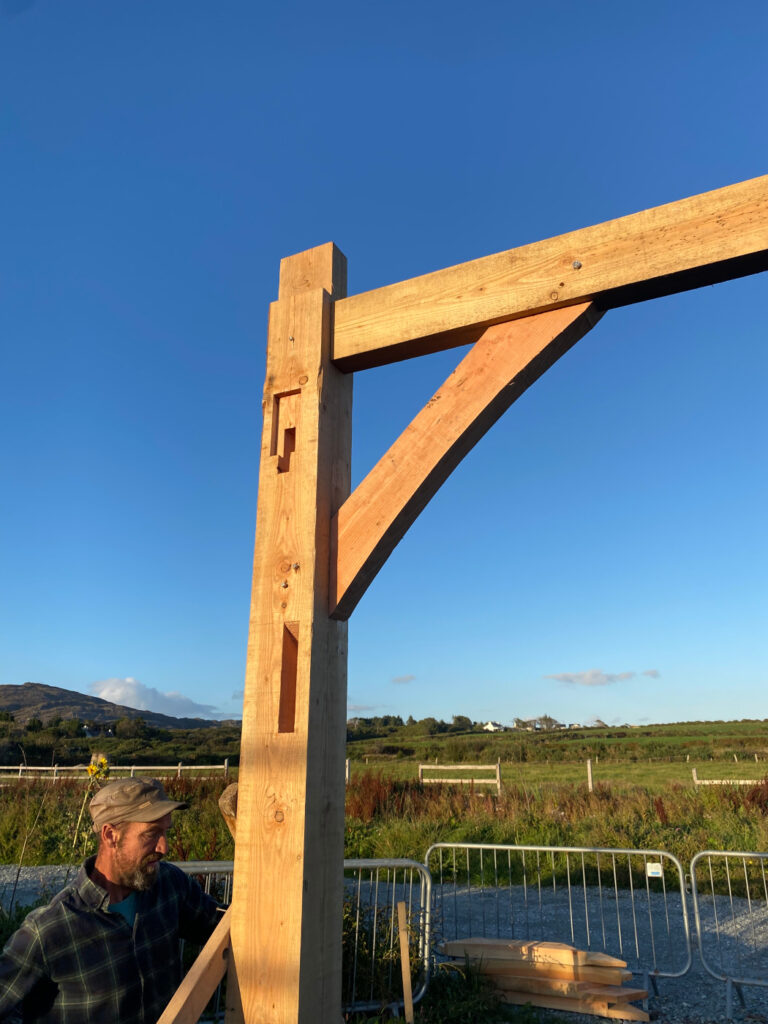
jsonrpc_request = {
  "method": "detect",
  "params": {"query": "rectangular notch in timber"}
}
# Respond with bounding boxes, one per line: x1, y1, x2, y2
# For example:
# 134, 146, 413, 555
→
278, 622, 299, 733
270, 390, 300, 473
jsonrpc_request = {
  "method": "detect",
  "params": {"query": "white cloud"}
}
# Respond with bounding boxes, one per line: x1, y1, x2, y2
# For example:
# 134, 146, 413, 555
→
546, 668, 636, 688
391, 674, 415, 685
90, 677, 223, 719
642, 669, 661, 678
348, 703, 379, 712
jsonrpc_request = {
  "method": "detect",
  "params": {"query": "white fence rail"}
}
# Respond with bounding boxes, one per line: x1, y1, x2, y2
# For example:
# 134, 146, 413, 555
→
418, 762, 501, 795
691, 768, 761, 787
0, 760, 231, 780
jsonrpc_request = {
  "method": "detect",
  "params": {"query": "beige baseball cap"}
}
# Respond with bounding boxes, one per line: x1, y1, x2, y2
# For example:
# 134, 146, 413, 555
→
89, 778, 188, 832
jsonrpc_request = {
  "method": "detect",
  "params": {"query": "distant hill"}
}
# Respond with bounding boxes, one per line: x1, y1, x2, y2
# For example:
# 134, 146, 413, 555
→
0, 682, 223, 730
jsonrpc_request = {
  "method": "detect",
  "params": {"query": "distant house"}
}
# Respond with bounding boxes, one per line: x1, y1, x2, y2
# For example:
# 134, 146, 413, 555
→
483, 721, 506, 732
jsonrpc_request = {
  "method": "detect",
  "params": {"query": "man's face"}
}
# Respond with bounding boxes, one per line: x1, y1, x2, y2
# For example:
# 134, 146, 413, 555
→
112, 813, 172, 892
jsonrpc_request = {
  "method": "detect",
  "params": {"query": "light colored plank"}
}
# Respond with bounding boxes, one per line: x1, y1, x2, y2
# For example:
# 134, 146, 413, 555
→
473, 975, 592, 998
499, 990, 649, 1021
470, 974, 646, 1002
157, 908, 231, 1024
231, 243, 351, 1024
581, 985, 649, 1001
331, 303, 600, 618
333, 174, 768, 370
397, 902, 414, 1024
441, 937, 625, 968
445, 957, 631, 986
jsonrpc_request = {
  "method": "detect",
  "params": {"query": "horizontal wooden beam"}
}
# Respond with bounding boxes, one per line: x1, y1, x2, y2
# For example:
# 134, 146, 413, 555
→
333, 175, 768, 370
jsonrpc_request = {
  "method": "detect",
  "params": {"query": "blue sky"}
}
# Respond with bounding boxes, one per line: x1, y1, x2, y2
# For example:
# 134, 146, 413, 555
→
1, 0, 766, 727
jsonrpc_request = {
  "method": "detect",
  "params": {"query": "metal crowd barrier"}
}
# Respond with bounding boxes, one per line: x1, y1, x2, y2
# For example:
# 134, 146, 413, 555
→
424, 842, 692, 990
343, 859, 432, 1014
174, 857, 432, 1018
690, 850, 768, 1018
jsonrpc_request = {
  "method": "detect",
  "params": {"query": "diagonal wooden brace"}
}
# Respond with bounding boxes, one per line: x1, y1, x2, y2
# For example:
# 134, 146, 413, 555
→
330, 302, 602, 620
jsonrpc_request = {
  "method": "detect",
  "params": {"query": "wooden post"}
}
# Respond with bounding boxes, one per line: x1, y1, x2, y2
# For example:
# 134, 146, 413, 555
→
586, 759, 593, 793
230, 243, 351, 1024
397, 901, 415, 1024
224, 757, 229, 780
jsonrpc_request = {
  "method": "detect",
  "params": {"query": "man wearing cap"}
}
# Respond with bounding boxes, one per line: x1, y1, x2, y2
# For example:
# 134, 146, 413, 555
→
0, 778, 222, 1023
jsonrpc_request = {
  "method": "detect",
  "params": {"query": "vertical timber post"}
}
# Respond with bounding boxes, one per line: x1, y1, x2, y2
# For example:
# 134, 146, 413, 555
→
230, 243, 351, 1024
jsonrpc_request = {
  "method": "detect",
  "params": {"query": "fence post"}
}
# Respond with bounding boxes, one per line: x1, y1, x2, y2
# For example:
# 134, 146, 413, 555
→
177, 762, 183, 778
53, 764, 58, 782
587, 758, 593, 793
345, 759, 350, 785
418, 765, 423, 784
496, 760, 501, 795
692, 767, 698, 786
224, 758, 229, 780
18, 764, 23, 778
131, 765, 136, 777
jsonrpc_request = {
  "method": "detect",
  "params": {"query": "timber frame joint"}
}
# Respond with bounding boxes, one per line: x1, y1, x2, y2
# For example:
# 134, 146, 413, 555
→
173, 179, 768, 1024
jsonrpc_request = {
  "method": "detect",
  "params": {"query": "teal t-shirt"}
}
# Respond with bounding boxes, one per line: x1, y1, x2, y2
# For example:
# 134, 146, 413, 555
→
108, 891, 137, 926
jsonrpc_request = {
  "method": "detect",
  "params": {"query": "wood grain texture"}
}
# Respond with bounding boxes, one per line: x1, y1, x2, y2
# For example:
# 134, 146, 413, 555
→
330, 303, 600, 619
499, 990, 649, 1021
446, 958, 632, 986
157, 909, 231, 1024
332, 174, 768, 370
397, 902, 414, 1024
440, 937, 626, 967
231, 243, 351, 1024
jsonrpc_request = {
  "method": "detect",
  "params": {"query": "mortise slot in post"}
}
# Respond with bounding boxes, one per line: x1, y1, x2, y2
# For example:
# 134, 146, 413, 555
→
277, 428, 295, 473
270, 390, 300, 474
278, 622, 299, 733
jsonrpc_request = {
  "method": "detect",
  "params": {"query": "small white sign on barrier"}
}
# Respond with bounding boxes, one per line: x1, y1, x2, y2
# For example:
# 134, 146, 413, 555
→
646, 861, 663, 878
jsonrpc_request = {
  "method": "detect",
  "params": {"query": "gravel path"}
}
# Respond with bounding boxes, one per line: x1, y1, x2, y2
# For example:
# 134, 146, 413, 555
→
432, 883, 768, 1024
4, 867, 768, 1023
0, 864, 76, 913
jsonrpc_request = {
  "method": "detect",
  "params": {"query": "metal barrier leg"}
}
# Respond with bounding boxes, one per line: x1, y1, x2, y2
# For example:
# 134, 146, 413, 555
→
641, 970, 659, 1011
726, 977, 733, 1020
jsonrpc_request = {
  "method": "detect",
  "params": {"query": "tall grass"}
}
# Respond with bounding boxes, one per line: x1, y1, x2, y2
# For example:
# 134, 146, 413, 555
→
344, 772, 768, 867
0, 776, 234, 867
2, 772, 767, 872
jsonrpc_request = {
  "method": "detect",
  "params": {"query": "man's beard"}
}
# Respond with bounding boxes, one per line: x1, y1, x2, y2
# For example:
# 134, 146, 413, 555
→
115, 853, 163, 892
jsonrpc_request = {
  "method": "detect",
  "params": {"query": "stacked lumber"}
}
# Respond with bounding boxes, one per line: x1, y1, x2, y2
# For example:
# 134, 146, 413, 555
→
441, 937, 648, 1021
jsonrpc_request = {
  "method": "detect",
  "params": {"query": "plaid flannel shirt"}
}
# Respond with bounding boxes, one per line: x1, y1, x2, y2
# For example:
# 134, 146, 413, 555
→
0, 857, 220, 1024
